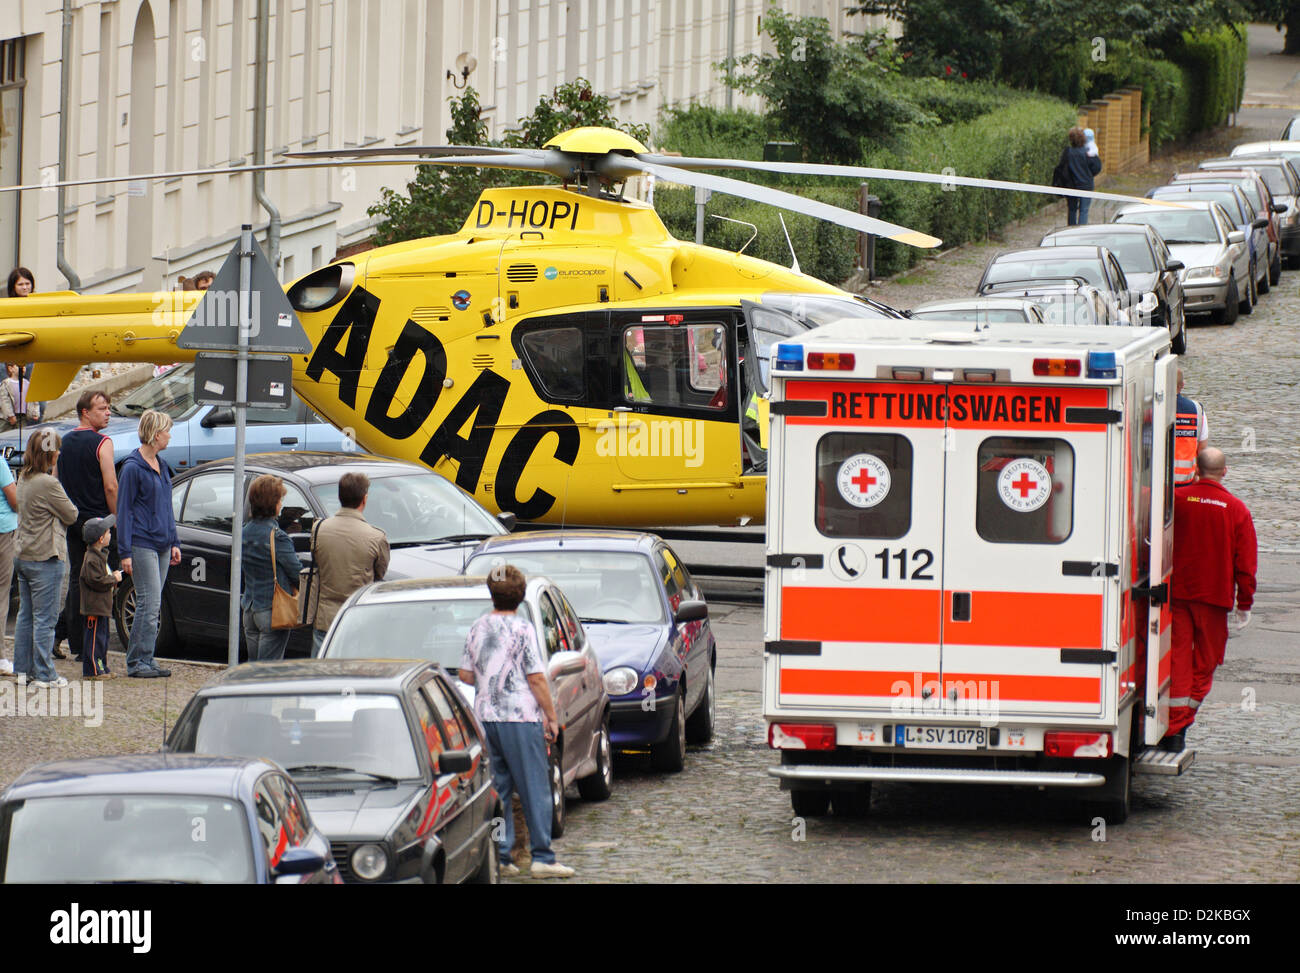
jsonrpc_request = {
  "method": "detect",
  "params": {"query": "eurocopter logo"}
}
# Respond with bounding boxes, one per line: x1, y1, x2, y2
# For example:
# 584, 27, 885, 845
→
544, 266, 558, 280
594, 414, 703, 467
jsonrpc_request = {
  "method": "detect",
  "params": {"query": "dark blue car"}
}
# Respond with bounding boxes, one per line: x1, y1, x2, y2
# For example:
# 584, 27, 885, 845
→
464, 530, 714, 773
0, 754, 340, 884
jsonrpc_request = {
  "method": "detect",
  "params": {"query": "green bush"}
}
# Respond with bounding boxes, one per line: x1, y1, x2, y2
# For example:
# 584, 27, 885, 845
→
1176, 25, 1247, 132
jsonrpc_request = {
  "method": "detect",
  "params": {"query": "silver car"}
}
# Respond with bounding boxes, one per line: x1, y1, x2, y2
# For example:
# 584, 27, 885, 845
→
318, 575, 614, 838
1224, 146, 1300, 264
908, 297, 1046, 324
1116, 201, 1250, 325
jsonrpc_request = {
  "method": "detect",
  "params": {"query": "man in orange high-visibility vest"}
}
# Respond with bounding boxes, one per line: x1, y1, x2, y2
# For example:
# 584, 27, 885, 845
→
1173, 369, 1208, 485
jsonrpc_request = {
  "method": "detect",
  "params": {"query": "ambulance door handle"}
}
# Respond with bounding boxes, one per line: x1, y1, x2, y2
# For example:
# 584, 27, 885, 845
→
951, 592, 972, 622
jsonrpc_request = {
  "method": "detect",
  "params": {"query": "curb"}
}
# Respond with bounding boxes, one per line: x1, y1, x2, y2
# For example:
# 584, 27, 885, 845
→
45, 364, 155, 420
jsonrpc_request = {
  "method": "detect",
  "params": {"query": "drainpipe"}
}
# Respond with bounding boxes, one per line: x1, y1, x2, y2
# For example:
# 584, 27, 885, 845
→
725, 0, 736, 110
56, 0, 81, 290
253, 0, 281, 272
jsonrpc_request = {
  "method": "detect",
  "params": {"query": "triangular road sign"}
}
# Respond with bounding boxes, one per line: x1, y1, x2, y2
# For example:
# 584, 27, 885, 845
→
178, 234, 313, 353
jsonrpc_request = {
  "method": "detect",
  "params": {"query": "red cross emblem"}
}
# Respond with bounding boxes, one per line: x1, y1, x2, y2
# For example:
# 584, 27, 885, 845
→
851, 468, 877, 493
1011, 472, 1038, 498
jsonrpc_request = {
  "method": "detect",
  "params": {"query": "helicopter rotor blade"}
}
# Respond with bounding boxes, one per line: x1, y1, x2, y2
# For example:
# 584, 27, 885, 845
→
636, 154, 1191, 210
285, 144, 535, 159
612, 157, 942, 248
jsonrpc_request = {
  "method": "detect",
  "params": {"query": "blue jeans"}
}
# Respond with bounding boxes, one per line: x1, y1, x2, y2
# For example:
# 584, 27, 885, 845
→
15, 558, 67, 682
243, 605, 291, 661
1067, 195, 1092, 225
482, 721, 555, 865
127, 546, 170, 674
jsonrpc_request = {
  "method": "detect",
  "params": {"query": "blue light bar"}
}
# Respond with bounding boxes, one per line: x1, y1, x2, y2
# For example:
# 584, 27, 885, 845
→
774, 343, 804, 371
1086, 350, 1117, 378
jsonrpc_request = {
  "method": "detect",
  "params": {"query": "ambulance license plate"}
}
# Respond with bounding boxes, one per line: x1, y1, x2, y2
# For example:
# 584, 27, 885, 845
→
897, 726, 987, 749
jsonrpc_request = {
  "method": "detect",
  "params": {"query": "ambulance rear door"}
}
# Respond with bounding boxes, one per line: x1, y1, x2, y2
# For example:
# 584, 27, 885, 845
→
939, 381, 1117, 721
770, 378, 946, 718
1144, 354, 1178, 744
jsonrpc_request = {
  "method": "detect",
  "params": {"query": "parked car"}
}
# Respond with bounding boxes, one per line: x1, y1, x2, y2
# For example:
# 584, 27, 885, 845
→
1, 362, 352, 473
0, 754, 340, 884
1278, 117, 1300, 139
1147, 182, 1270, 296
464, 530, 714, 773
166, 659, 501, 884
115, 451, 511, 656
319, 574, 613, 836
975, 278, 1123, 326
906, 297, 1046, 324
1213, 151, 1300, 265
1116, 200, 1250, 325
1039, 223, 1187, 353
1172, 169, 1284, 282
975, 246, 1154, 324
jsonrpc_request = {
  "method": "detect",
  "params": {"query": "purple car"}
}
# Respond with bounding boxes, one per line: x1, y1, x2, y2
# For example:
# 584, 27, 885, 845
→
465, 530, 714, 773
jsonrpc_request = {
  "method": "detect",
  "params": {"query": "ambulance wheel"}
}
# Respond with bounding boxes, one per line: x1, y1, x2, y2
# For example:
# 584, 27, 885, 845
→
1092, 756, 1131, 825
831, 785, 873, 817
1239, 268, 1255, 314
1270, 247, 1282, 285
791, 789, 831, 817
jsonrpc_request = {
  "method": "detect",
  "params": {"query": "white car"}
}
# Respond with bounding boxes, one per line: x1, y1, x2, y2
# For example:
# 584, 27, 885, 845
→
908, 297, 1046, 324
1116, 201, 1250, 325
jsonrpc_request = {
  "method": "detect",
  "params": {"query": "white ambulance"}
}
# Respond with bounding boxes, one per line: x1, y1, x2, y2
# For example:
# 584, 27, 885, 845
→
763, 319, 1195, 823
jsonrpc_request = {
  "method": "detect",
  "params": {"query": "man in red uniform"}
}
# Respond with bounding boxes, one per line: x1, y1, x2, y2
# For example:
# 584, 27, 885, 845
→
1165, 447, 1257, 751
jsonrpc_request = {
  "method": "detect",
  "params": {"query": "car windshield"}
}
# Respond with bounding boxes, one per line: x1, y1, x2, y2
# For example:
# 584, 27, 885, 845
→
984, 256, 1106, 289
1156, 190, 1245, 224
1214, 162, 1292, 196
909, 307, 1032, 323
117, 364, 198, 419
176, 693, 422, 782
1049, 234, 1156, 272
1031, 294, 1101, 326
311, 473, 503, 545
1118, 210, 1219, 244
465, 551, 666, 624
324, 597, 534, 668
3, 794, 254, 883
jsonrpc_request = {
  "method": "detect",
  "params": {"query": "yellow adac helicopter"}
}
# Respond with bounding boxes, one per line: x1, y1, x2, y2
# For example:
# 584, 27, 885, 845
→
0, 126, 1166, 526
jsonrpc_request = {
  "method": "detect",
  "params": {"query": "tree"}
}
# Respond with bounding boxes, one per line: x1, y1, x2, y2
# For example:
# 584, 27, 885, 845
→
719, 9, 934, 164
368, 80, 650, 246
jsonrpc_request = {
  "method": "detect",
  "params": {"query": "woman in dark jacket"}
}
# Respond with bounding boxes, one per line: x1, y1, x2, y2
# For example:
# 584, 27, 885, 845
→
242, 473, 302, 661
1058, 126, 1102, 226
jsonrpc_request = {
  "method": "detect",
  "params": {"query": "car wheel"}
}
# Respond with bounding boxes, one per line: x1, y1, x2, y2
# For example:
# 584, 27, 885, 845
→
650, 687, 687, 773
1240, 266, 1255, 314
1213, 276, 1239, 325
1172, 327, 1187, 355
685, 660, 716, 745
1270, 247, 1282, 285
548, 744, 566, 839
791, 789, 831, 817
577, 713, 614, 802
469, 827, 501, 884
114, 577, 135, 648
831, 785, 873, 817
1258, 255, 1270, 294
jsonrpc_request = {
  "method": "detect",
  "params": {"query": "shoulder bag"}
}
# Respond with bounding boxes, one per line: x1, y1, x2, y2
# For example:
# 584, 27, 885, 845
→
269, 527, 302, 630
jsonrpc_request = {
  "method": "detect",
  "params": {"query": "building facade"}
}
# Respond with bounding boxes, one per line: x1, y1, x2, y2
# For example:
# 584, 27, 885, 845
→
1, 1, 888, 294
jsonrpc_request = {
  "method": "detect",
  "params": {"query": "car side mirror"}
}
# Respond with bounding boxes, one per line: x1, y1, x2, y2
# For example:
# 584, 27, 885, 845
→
1252, 217, 1270, 229
438, 749, 472, 775
273, 846, 327, 876
1165, 259, 1184, 272
1227, 230, 1245, 244
675, 600, 708, 623
1272, 202, 1287, 213
548, 650, 585, 678
1138, 292, 1158, 313
496, 511, 517, 532
201, 407, 234, 429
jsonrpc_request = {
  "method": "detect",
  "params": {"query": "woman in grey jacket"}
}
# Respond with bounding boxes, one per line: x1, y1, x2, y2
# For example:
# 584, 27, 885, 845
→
15, 428, 79, 687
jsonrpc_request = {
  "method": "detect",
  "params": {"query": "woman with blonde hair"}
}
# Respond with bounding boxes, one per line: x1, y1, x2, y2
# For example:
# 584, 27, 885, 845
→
241, 473, 302, 661
13, 428, 79, 686
117, 410, 181, 678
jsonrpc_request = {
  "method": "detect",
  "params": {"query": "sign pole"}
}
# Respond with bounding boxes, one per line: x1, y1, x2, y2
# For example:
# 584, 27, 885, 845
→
227, 224, 253, 668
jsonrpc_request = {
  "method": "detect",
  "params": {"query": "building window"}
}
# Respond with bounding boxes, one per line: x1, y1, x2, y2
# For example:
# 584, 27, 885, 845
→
0, 37, 25, 275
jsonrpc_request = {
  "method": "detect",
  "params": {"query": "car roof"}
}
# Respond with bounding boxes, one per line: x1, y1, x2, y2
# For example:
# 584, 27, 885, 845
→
1119, 200, 1219, 216
1203, 155, 1289, 168
3, 754, 275, 801
993, 245, 1107, 260
349, 574, 556, 607
191, 658, 434, 697
468, 530, 661, 558
913, 297, 1042, 310
1233, 141, 1300, 153
181, 451, 433, 485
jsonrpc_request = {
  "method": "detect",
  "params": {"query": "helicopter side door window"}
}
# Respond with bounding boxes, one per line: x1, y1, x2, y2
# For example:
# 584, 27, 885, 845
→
520, 327, 585, 400
622, 324, 728, 410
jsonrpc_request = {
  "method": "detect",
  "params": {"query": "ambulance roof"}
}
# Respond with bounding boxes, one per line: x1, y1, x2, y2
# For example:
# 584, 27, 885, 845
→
792, 318, 1167, 356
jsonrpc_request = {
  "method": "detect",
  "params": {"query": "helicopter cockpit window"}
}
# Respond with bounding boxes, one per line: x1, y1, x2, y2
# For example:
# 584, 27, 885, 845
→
520, 328, 584, 400
623, 325, 728, 410
746, 295, 901, 395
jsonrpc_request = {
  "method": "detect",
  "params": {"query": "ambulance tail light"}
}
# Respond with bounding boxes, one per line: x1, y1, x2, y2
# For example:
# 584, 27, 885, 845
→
1032, 358, 1082, 377
768, 722, 837, 751
891, 367, 925, 381
774, 343, 804, 371
1043, 731, 1113, 758
1086, 350, 1118, 378
807, 352, 855, 371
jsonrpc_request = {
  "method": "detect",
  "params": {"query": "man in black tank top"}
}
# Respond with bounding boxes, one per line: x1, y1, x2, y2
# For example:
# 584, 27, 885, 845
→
55, 391, 119, 654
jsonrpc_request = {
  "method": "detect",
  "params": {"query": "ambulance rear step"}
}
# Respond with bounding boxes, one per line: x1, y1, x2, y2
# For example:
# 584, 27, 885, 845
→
769, 765, 1106, 788
1133, 748, 1195, 776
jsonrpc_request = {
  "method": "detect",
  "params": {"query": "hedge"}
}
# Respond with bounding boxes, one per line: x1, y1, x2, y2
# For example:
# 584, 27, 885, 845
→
1176, 25, 1247, 132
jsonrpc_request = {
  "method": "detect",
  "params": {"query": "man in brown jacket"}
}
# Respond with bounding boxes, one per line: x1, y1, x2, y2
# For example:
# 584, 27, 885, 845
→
311, 473, 390, 653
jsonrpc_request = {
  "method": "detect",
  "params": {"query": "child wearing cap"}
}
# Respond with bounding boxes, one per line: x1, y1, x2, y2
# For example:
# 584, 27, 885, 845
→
80, 515, 122, 679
